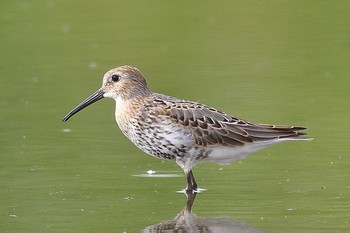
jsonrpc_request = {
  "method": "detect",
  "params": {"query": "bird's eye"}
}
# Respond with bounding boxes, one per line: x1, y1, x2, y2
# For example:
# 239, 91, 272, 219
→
111, 74, 120, 82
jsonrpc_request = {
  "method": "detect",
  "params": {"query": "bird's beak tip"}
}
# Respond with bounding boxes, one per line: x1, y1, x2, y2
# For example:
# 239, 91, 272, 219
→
62, 88, 105, 122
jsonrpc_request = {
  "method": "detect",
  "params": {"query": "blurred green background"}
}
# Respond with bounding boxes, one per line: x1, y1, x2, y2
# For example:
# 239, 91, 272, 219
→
1, 1, 349, 232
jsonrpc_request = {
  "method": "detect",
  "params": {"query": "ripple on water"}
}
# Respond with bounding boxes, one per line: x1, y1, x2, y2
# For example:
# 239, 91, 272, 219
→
133, 170, 182, 178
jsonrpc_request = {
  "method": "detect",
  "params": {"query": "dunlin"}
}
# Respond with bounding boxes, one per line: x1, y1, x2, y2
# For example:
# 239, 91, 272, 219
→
63, 65, 310, 193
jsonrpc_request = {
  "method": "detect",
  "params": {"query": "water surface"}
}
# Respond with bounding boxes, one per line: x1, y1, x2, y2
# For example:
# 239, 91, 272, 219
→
1, 1, 349, 232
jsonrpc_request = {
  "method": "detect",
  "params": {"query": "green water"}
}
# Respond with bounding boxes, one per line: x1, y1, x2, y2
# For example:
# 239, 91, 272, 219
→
1, 1, 349, 232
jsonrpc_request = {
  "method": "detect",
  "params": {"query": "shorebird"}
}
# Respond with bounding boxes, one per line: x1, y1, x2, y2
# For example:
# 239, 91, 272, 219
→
63, 65, 310, 193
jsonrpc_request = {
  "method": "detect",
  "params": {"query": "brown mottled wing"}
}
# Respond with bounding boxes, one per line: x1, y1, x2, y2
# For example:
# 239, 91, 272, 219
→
152, 94, 307, 147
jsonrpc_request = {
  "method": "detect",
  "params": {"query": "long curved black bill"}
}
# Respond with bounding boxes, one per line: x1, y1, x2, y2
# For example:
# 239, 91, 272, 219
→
62, 88, 105, 122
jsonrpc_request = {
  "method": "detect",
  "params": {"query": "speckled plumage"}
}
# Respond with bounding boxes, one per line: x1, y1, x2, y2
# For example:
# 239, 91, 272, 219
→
63, 65, 310, 193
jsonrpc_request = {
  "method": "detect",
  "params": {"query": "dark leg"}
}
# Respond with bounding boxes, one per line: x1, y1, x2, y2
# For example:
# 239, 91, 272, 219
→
189, 170, 198, 190
185, 191, 197, 212
186, 170, 198, 193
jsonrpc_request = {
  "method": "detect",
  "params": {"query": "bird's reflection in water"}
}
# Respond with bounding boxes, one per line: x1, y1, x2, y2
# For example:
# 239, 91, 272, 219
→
142, 192, 264, 233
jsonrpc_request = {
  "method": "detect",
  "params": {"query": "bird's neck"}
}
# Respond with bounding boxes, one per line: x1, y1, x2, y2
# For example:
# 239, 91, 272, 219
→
114, 94, 149, 129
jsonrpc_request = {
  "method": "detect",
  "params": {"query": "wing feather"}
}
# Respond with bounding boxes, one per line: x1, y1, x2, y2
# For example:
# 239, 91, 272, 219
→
151, 94, 307, 147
